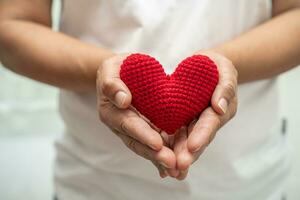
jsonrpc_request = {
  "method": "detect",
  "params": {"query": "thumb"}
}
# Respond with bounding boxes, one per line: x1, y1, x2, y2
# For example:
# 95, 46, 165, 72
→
198, 51, 238, 115
97, 54, 132, 109
211, 66, 237, 115
211, 83, 234, 115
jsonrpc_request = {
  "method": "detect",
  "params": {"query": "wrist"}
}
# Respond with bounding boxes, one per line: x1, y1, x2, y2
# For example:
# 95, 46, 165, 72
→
85, 49, 115, 91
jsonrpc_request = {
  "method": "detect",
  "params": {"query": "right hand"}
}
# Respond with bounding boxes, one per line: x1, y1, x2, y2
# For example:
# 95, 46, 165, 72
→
96, 54, 178, 178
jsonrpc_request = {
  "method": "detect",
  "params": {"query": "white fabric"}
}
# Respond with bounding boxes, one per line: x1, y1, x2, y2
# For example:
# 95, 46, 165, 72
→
55, 0, 289, 199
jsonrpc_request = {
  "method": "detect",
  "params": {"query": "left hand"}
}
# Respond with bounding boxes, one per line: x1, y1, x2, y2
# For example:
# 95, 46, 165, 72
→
169, 51, 238, 180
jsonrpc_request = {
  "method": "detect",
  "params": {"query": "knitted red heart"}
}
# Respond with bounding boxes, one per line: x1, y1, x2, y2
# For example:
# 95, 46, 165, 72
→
120, 53, 219, 135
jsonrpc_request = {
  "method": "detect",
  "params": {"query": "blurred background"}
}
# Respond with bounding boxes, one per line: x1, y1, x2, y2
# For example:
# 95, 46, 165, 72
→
0, 0, 299, 199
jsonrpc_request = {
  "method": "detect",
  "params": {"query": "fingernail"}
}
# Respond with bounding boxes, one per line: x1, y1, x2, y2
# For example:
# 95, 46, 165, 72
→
218, 98, 228, 114
115, 91, 127, 107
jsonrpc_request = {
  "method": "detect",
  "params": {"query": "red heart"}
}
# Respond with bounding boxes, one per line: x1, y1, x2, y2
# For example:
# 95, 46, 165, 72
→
120, 53, 219, 135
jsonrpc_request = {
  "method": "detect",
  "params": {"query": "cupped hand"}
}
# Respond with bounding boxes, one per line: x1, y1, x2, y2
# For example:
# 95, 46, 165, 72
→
173, 51, 238, 180
96, 54, 177, 178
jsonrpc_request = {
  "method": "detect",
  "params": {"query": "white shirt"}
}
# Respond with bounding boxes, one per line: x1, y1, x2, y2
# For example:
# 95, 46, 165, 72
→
55, 1, 289, 199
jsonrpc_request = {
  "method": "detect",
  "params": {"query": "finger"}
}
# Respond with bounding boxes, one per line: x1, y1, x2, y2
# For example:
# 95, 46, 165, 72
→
159, 170, 168, 178
162, 130, 180, 177
99, 102, 163, 151
167, 133, 175, 148
176, 169, 189, 180
177, 152, 193, 172
160, 131, 170, 147
152, 148, 179, 178
187, 107, 221, 153
117, 132, 176, 169
166, 168, 180, 178
151, 161, 168, 178
154, 163, 179, 179
187, 119, 197, 136
131, 106, 162, 133
159, 132, 180, 177
211, 60, 238, 115
97, 54, 132, 109
188, 96, 238, 153
174, 127, 193, 171
155, 146, 177, 169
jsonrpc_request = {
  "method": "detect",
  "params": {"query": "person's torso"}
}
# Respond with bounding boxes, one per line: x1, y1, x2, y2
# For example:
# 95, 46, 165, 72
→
55, 1, 289, 200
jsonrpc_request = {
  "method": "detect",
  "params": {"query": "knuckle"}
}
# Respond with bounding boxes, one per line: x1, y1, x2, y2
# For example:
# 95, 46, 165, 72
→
120, 116, 134, 133
199, 126, 214, 145
223, 82, 236, 98
126, 139, 138, 153
120, 115, 139, 133
140, 149, 150, 160
215, 117, 222, 129
101, 78, 115, 96
207, 112, 221, 128
98, 103, 114, 124
208, 116, 222, 129
199, 125, 218, 146
120, 118, 127, 133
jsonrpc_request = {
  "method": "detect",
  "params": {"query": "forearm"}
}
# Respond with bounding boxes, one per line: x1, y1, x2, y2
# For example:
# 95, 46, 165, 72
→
0, 19, 113, 91
213, 8, 300, 83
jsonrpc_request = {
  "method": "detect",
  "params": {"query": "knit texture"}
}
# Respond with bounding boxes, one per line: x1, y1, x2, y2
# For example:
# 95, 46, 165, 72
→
120, 53, 219, 135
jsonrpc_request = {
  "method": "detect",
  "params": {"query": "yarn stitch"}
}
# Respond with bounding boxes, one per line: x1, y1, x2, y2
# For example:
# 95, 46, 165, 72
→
120, 53, 219, 135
